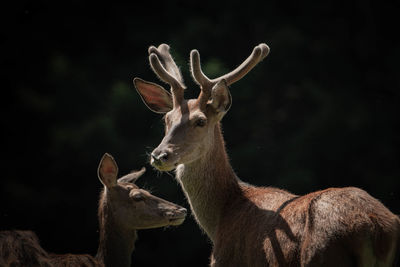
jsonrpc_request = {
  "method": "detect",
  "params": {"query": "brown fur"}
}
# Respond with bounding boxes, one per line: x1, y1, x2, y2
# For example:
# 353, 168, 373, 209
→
180, 124, 400, 266
49, 253, 101, 267
0, 230, 52, 267
135, 43, 400, 266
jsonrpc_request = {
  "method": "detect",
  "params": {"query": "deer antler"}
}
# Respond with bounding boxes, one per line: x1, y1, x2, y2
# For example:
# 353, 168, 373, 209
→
214, 43, 269, 85
148, 44, 185, 106
190, 49, 213, 89
190, 44, 269, 104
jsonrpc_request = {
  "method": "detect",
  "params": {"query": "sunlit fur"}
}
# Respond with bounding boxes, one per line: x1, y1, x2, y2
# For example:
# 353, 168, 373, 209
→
175, 120, 400, 266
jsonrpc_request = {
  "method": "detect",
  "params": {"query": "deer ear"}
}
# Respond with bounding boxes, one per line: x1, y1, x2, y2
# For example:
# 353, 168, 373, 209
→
134, 77, 173, 113
117, 167, 146, 184
209, 79, 232, 116
98, 153, 118, 188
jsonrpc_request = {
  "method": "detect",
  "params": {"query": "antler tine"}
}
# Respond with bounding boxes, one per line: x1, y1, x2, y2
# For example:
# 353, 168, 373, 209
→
190, 49, 213, 90
149, 53, 184, 106
148, 44, 186, 106
148, 44, 185, 87
212, 43, 270, 86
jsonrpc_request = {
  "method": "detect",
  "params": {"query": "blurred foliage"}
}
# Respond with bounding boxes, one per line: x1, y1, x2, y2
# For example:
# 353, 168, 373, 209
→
1, 0, 399, 266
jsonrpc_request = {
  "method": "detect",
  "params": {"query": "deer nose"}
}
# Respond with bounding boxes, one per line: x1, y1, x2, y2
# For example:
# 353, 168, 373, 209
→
178, 207, 187, 215
165, 207, 187, 218
151, 151, 169, 164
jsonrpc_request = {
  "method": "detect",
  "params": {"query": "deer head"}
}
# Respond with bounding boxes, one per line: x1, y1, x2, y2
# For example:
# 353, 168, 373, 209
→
134, 44, 269, 171
97, 153, 186, 228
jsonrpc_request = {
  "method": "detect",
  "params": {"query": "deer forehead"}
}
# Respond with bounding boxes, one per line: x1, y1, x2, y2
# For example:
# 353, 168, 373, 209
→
166, 99, 205, 123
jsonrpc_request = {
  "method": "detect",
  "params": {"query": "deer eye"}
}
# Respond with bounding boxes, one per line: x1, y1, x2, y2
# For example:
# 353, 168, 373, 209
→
194, 118, 207, 127
130, 191, 144, 201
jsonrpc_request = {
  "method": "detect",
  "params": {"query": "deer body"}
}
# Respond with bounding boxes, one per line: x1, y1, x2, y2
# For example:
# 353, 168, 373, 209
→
176, 122, 398, 266
135, 43, 400, 266
0, 153, 186, 267
213, 185, 397, 266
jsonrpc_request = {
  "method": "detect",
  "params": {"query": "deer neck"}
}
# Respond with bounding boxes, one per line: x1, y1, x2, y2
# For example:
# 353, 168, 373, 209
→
96, 196, 137, 267
176, 123, 241, 241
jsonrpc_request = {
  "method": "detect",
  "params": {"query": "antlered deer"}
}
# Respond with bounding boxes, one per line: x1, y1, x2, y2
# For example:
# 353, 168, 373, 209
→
134, 44, 400, 266
0, 153, 186, 267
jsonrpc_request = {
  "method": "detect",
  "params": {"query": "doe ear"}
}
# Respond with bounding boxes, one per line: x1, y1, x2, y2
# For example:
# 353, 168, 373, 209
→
98, 153, 118, 188
133, 77, 173, 113
209, 79, 232, 116
117, 167, 146, 184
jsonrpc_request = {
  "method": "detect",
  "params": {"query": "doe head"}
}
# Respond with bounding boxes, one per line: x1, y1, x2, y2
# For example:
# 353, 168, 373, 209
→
97, 153, 186, 229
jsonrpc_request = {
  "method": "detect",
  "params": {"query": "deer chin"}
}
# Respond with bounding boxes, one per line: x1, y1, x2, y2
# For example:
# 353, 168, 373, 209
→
165, 212, 186, 226
151, 160, 179, 172
168, 217, 185, 226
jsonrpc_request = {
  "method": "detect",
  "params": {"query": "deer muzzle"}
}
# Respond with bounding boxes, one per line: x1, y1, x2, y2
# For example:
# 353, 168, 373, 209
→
150, 147, 177, 171
165, 207, 187, 226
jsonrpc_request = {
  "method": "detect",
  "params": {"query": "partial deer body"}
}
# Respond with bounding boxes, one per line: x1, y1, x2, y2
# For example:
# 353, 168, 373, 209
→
134, 44, 400, 266
0, 230, 52, 267
0, 153, 186, 267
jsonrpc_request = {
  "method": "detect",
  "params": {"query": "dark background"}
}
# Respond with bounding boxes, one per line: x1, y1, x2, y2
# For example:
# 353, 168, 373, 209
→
1, 1, 399, 266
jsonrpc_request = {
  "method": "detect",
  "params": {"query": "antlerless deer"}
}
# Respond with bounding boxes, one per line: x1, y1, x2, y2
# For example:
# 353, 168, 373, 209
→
134, 44, 400, 266
0, 153, 186, 267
